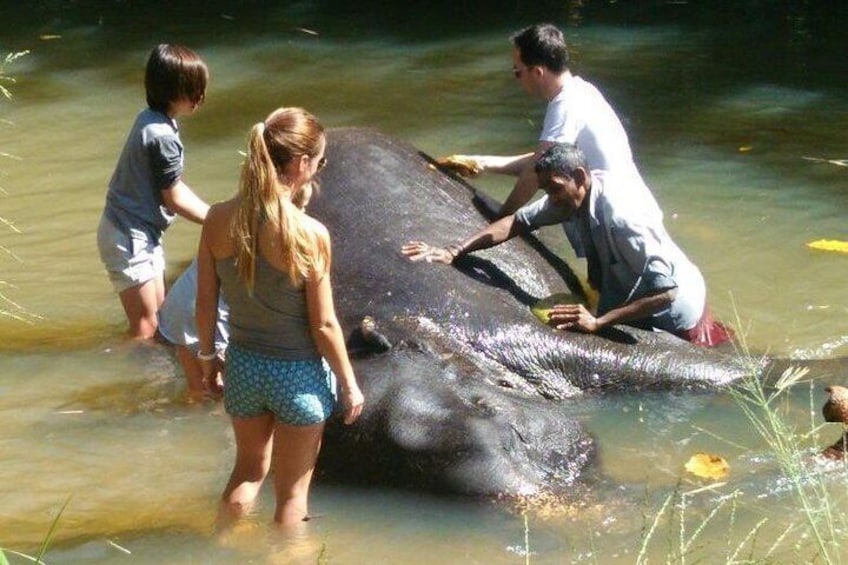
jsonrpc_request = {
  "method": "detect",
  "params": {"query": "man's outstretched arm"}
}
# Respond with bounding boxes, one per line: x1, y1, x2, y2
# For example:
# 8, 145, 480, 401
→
402, 214, 527, 265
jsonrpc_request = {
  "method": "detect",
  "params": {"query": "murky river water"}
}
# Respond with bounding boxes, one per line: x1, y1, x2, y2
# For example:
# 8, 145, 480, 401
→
1, 2, 846, 563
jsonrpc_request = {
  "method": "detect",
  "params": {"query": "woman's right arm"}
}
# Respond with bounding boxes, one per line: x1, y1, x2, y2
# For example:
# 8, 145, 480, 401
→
195, 208, 222, 393
305, 228, 364, 424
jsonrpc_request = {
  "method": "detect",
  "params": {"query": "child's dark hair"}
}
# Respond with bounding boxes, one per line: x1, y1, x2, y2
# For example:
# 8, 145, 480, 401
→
145, 44, 208, 113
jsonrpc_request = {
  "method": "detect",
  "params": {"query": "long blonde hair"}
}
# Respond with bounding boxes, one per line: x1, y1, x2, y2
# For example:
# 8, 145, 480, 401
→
231, 107, 328, 291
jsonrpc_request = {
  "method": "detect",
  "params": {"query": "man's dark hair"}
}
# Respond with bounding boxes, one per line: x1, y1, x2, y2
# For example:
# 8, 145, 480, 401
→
510, 23, 570, 74
535, 143, 587, 177
145, 44, 208, 113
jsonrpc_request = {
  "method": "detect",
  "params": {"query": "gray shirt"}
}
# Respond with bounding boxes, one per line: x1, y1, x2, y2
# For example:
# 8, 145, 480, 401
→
514, 170, 706, 333
104, 108, 183, 243
215, 255, 320, 360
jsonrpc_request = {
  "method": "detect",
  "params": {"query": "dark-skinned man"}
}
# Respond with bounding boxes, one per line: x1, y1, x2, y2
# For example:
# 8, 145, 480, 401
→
405, 143, 731, 346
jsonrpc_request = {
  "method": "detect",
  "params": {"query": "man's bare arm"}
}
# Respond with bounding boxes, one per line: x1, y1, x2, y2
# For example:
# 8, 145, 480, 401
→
402, 214, 528, 264
498, 141, 555, 216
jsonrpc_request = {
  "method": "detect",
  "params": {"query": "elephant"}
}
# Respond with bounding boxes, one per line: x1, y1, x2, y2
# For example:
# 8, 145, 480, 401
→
310, 128, 754, 398
310, 128, 759, 496
318, 348, 596, 496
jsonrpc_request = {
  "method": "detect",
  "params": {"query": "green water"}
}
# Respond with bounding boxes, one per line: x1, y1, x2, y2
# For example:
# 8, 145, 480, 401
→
1, 2, 846, 563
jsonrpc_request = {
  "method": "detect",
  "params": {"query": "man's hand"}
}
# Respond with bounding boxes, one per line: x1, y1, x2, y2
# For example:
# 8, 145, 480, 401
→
548, 303, 601, 333
401, 241, 456, 264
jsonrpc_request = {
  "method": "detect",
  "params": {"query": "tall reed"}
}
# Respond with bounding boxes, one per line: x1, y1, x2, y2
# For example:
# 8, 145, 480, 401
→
727, 325, 847, 563
0, 50, 40, 324
636, 306, 848, 563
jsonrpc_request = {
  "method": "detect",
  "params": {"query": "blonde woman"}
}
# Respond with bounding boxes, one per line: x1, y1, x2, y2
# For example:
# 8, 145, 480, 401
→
196, 108, 364, 526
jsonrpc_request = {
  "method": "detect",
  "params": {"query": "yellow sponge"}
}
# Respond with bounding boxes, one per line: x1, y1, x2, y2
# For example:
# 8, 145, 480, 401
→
531, 293, 578, 325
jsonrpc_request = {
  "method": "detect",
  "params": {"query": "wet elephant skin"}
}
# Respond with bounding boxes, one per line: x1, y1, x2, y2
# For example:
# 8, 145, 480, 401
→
311, 128, 754, 496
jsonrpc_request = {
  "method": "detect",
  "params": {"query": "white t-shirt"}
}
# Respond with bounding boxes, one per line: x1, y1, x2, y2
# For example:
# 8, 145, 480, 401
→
539, 73, 650, 257
540, 73, 644, 182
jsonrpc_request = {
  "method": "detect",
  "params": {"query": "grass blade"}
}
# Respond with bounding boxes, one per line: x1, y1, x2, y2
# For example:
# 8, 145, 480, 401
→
34, 496, 71, 563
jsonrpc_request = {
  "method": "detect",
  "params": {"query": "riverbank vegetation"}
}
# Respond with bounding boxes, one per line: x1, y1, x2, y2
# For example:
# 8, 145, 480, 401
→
0, 50, 40, 324
633, 376, 845, 562
632, 323, 848, 563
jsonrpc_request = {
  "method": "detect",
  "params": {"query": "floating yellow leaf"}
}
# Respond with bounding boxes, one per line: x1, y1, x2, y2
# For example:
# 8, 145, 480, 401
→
738, 146, 752, 152
806, 239, 848, 254
685, 452, 729, 480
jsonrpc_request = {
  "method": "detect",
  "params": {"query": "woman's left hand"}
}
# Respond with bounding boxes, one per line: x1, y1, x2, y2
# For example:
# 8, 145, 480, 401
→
201, 358, 224, 397
341, 382, 365, 425
547, 303, 601, 333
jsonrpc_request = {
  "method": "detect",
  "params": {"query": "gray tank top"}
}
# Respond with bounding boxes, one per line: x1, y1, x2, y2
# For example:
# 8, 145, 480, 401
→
215, 255, 319, 359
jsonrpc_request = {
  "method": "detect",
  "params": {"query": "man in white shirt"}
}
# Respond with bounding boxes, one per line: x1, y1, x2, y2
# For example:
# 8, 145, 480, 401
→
444, 23, 648, 256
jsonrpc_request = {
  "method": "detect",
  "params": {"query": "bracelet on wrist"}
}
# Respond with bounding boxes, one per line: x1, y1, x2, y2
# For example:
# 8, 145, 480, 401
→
196, 349, 221, 361
444, 244, 463, 258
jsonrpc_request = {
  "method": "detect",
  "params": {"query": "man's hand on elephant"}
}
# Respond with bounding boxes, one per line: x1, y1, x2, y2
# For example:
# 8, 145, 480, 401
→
435, 154, 484, 177
401, 241, 455, 264
548, 303, 601, 333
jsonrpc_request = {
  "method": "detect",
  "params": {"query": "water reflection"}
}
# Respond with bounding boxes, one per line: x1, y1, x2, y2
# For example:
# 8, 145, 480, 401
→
1, 1, 847, 562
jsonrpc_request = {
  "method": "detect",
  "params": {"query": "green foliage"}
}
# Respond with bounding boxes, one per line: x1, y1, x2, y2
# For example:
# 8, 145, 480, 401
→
633, 303, 848, 563
729, 362, 846, 563
722, 296, 847, 563
0, 50, 40, 324
0, 51, 28, 101
0, 497, 70, 564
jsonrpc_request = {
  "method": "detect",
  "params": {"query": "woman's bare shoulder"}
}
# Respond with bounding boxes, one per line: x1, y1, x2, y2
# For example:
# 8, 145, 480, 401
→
202, 198, 239, 257
303, 213, 330, 242
206, 198, 238, 226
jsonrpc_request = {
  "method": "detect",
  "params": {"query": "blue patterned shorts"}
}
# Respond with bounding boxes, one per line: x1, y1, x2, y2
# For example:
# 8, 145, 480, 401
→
224, 343, 337, 425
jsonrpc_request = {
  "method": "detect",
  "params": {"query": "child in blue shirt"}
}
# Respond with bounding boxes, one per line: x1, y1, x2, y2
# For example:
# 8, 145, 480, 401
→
97, 44, 210, 339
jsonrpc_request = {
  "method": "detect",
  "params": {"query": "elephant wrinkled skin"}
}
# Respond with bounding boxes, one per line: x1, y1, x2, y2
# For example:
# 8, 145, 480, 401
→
312, 128, 754, 496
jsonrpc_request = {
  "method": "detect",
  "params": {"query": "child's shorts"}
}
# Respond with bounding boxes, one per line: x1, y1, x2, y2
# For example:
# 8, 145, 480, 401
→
97, 214, 165, 293
224, 343, 337, 426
